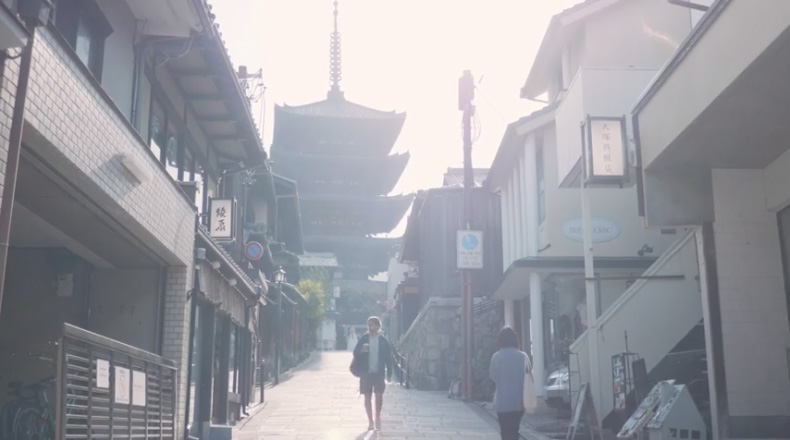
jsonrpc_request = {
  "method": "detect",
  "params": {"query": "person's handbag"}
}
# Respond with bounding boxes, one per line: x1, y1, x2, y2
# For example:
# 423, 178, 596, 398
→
350, 354, 363, 377
523, 356, 538, 413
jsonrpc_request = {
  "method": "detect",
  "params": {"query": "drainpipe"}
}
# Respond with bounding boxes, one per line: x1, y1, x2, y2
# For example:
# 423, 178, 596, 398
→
183, 247, 201, 440
0, 22, 36, 317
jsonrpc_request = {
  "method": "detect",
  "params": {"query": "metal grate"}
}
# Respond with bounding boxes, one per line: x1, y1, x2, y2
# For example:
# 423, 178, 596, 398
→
56, 324, 177, 440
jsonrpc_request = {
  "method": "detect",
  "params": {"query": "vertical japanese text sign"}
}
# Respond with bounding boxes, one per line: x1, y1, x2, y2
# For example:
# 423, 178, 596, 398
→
584, 116, 628, 184
209, 198, 235, 240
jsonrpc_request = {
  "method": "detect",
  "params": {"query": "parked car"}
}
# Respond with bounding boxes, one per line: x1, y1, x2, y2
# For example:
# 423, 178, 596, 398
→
545, 365, 571, 408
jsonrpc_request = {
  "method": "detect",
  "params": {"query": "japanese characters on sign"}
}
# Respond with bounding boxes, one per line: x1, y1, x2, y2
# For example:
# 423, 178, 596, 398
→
209, 198, 234, 240
586, 117, 627, 182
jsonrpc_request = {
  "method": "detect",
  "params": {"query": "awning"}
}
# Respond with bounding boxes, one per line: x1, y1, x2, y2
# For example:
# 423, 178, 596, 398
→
492, 256, 656, 300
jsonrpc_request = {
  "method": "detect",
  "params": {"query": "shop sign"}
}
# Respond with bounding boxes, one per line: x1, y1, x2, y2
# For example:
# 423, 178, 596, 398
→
584, 116, 628, 183
209, 198, 235, 240
561, 217, 621, 243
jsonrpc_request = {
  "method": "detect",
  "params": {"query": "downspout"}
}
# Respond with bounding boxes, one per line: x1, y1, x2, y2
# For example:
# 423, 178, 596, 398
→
183, 245, 201, 440
0, 23, 36, 317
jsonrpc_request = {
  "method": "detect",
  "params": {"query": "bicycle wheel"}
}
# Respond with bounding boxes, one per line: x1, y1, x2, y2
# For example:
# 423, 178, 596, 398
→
12, 408, 43, 440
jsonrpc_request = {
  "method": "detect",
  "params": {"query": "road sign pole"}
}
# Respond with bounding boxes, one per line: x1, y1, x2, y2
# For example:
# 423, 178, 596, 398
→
459, 70, 475, 400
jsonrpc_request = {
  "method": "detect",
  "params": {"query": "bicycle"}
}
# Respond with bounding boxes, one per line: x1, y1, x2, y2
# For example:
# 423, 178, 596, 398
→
1, 375, 56, 440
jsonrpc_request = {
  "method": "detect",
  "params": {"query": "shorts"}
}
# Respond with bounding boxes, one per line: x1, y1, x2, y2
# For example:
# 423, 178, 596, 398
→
359, 373, 386, 394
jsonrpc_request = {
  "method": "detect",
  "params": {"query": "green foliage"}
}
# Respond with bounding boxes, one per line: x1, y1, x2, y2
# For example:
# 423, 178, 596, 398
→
296, 279, 327, 344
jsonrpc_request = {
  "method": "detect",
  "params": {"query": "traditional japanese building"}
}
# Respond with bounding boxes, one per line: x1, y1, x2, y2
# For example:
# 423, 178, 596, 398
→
270, 2, 412, 280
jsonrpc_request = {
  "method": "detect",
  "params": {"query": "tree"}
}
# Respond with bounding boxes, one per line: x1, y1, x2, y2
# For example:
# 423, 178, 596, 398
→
296, 279, 326, 348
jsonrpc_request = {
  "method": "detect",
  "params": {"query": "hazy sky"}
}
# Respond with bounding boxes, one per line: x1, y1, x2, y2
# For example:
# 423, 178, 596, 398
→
210, 0, 581, 196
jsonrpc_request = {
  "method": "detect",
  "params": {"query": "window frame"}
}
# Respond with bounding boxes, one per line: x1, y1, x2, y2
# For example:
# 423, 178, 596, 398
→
54, 0, 112, 80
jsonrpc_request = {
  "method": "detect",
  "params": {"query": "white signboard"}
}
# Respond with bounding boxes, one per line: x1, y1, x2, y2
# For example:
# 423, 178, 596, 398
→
209, 198, 234, 239
132, 371, 146, 406
561, 217, 621, 243
588, 118, 626, 179
114, 366, 130, 405
96, 359, 110, 389
457, 230, 484, 269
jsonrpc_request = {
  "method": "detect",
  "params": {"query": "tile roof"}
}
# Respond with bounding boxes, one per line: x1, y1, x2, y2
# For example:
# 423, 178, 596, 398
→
276, 97, 406, 120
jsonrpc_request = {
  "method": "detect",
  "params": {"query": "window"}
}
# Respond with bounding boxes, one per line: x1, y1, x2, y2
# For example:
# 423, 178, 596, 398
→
149, 100, 165, 162
55, 0, 112, 79
164, 126, 181, 180
536, 135, 546, 224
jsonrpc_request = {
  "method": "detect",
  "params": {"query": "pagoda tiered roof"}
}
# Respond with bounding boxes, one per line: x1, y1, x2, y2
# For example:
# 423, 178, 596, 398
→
272, 99, 406, 157
270, 150, 409, 196
298, 193, 413, 237
276, 98, 406, 120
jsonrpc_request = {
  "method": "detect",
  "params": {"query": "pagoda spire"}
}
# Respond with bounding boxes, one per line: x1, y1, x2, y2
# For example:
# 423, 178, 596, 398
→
328, 0, 344, 100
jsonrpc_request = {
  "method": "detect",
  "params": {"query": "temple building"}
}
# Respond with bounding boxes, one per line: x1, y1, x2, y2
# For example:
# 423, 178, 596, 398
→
270, 1, 412, 281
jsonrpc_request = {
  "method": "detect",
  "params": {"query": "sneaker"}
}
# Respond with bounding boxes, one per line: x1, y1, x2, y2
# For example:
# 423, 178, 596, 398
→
368, 421, 374, 431
375, 419, 381, 430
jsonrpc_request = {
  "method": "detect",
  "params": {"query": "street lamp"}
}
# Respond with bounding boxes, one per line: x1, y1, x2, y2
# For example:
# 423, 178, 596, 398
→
273, 267, 286, 385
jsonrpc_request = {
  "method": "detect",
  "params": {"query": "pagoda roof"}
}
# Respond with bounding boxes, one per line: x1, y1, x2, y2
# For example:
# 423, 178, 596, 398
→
271, 150, 410, 196
299, 194, 413, 236
276, 95, 406, 121
303, 235, 402, 277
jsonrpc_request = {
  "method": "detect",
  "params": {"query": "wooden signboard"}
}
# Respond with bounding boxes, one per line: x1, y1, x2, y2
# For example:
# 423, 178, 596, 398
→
567, 383, 604, 440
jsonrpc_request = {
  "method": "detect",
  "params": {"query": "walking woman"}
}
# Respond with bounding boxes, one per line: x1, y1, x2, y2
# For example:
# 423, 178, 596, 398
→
489, 326, 532, 440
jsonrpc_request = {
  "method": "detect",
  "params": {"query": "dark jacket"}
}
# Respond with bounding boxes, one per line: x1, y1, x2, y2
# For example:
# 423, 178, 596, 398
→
352, 333, 393, 378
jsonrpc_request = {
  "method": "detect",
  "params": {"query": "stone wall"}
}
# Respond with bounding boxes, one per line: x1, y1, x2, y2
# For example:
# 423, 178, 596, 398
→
397, 298, 501, 400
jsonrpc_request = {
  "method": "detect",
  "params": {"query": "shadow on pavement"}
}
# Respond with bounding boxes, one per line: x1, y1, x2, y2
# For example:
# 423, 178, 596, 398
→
354, 430, 379, 440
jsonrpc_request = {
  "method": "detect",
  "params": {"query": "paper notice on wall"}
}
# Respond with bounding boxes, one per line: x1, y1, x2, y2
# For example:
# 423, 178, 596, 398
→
132, 371, 146, 406
114, 367, 130, 405
96, 359, 110, 389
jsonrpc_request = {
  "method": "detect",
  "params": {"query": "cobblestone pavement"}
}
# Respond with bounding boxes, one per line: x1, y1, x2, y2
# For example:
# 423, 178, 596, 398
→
234, 351, 503, 439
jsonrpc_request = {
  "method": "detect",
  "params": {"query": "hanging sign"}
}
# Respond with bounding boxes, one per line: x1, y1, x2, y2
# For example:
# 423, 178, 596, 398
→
612, 354, 627, 412
584, 116, 628, 183
209, 198, 235, 240
457, 230, 484, 269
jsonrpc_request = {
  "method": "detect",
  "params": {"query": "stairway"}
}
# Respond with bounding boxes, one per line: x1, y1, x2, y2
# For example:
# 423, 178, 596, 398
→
569, 230, 704, 428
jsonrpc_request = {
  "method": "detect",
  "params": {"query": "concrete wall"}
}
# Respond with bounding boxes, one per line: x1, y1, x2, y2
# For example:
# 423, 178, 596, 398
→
98, 0, 137, 120
538, 124, 677, 259
88, 269, 162, 353
582, 0, 692, 71
638, 0, 790, 169
711, 169, 790, 418
22, 28, 195, 266
554, 68, 659, 186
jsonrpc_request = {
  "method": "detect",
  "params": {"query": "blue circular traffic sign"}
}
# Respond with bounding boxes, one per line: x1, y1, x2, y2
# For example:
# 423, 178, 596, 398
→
245, 241, 264, 261
461, 233, 479, 250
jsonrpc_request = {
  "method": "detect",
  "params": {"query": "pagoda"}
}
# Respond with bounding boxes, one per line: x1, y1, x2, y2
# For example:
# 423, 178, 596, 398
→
270, 1, 412, 280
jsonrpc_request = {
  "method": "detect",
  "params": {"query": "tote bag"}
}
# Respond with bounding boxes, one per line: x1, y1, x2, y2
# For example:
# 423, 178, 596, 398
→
523, 355, 538, 413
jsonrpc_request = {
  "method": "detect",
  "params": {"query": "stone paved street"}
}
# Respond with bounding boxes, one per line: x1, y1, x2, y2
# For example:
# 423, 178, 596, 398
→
234, 351, 502, 439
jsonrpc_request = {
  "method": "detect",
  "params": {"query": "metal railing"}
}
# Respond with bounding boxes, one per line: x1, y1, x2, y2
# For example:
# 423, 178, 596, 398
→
392, 349, 410, 389
55, 324, 177, 440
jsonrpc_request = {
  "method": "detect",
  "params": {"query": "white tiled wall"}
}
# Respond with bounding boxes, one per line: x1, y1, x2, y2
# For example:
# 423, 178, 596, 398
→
712, 169, 790, 416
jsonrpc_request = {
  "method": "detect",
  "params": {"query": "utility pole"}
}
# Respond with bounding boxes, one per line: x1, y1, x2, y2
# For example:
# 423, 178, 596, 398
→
458, 70, 475, 400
